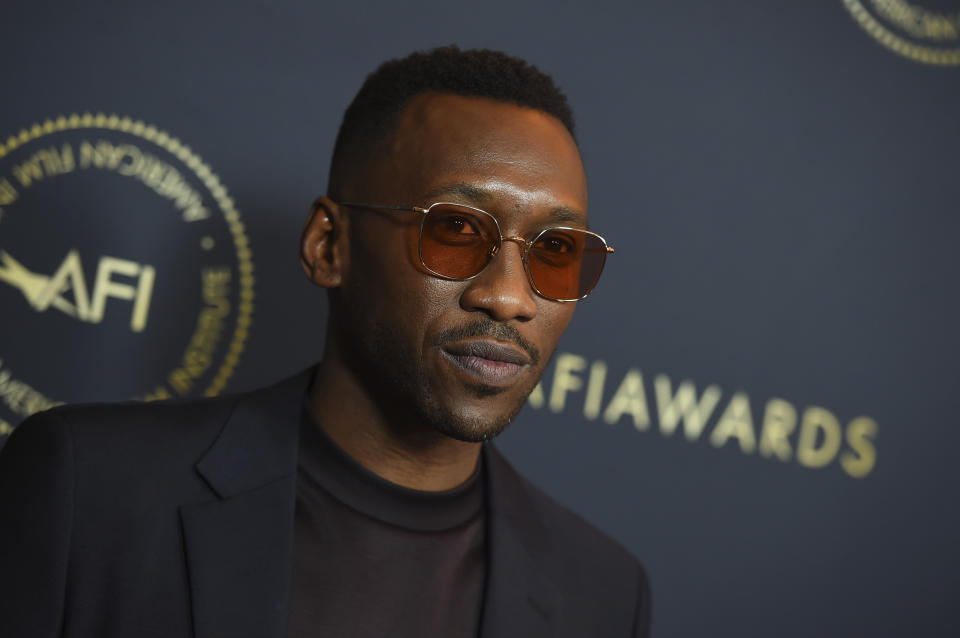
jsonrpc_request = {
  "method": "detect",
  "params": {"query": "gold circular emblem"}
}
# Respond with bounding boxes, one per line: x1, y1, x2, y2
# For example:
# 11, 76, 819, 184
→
843, 0, 960, 66
0, 113, 254, 437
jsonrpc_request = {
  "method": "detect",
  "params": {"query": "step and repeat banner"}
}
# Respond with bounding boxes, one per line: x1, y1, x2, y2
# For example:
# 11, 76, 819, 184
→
1, 1, 957, 636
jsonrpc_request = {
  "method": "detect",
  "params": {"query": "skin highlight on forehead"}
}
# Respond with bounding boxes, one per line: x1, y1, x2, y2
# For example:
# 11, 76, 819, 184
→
421, 182, 588, 228
369, 93, 588, 213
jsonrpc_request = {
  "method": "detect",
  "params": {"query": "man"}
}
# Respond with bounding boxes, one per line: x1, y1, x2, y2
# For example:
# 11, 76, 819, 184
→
0, 46, 651, 637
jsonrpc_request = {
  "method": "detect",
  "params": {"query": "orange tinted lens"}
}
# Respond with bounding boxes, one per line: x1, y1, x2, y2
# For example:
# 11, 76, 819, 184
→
420, 204, 499, 278
528, 229, 607, 300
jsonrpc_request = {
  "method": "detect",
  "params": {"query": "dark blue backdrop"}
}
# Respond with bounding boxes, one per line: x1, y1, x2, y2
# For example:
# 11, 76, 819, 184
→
1, 1, 958, 636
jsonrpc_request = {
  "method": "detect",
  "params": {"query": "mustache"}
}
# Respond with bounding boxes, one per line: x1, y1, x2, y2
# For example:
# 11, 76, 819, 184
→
434, 318, 541, 366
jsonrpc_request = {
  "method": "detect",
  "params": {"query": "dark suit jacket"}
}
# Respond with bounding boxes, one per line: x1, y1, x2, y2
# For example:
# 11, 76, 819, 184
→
0, 369, 650, 637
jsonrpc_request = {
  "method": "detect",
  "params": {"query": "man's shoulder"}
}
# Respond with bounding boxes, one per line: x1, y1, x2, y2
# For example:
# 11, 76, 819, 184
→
0, 393, 241, 491
530, 472, 636, 560
486, 444, 648, 588
47, 392, 236, 425
484, 446, 651, 634
16, 392, 238, 451
7, 367, 314, 456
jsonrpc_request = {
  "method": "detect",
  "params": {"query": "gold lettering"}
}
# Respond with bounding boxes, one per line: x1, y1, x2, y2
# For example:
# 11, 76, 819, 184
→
654, 374, 721, 441
840, 416, 878, 478
143, 385, 172, 401
527, 381, 545, 408
602, 369, 650, 430
549, 353, 586, 412
78, 140, 109, 169
518, 349, 880, 479
130, 265, 155, 332
141, 156, 166, 189
59, 143, 76, 172
167, 268, 231, 395
182, 198, 209, 222
796, 406, 843, 469
169, 368, 193, 395
77, 139, 210, 222
37, 149, 60, 176
156, 168, 189, 200
34, 250, 92, 319
2, 250, 155, 331
11, 145, 75, 188
114, 144, 144, 176
12, 156, 44, 187
41, 145, 73, 176
0, 178, 18, 206
202, 268, 231, 309
583, 360, 607, 420
709, 392, 757, 453
759, 398, 797, 462
89, 256, 156, 331
0, 360, 63, 417
159, 170, 209, 222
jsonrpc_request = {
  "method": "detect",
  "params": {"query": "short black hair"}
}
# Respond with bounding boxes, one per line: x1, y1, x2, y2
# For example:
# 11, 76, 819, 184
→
328, 45, 576, 198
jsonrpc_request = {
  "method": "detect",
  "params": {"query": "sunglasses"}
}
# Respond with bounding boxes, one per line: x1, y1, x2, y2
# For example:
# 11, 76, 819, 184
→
337, 201, 614, 302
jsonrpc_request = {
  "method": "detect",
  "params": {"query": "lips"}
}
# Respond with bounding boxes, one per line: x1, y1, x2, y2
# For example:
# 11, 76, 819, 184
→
441, 339, 531, 385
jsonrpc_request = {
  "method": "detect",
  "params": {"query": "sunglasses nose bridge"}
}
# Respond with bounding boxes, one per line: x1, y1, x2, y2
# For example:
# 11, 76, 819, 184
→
500, 236, 529, 257
495, 236, 537, 293
486, 236, 527, 259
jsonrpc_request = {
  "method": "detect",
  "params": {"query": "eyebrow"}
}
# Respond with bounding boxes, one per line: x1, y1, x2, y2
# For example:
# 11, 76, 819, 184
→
422, 182, 588, 227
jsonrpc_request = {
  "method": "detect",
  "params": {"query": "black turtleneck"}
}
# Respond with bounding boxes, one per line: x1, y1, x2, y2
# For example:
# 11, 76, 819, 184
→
287, 400, 486, 638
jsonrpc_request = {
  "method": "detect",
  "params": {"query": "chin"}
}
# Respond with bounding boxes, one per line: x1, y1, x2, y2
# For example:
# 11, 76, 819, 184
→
431, 417, 512, 443
426, 392, 528, 443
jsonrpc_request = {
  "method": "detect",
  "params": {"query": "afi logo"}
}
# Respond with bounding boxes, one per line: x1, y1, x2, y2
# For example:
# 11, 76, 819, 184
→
0, 250, 155, 332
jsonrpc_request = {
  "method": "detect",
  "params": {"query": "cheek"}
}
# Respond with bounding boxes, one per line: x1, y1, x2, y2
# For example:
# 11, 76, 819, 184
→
418, 279, 465, 332
538, 303, 577, 355
361, 263, 454, 358
345, 223, 426, 302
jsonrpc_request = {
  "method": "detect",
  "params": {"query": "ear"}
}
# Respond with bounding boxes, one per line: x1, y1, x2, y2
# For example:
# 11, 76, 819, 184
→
300, 197, 348, 287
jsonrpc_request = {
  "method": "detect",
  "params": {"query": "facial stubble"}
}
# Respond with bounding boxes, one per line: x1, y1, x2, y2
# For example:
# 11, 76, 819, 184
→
339, 303, 543, 443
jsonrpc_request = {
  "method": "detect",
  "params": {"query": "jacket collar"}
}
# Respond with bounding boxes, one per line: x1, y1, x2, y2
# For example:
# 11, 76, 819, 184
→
479, 444, 561, 637
180, 367, 560, 637
180, 368, 313, 638
194, 368, 313, 498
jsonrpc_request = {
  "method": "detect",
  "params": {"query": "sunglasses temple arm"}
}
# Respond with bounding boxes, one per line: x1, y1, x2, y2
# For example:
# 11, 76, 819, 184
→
337, 201, 426, 215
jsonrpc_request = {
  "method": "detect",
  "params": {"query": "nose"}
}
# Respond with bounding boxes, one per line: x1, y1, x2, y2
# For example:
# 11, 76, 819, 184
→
459, 240, 538, 322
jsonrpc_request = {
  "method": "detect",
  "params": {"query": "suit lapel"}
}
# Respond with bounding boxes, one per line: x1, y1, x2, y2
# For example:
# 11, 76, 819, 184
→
180, 479, 296, 638
180, 369, 313, 638
479, 445, 560, 638
178, 369, 559, 638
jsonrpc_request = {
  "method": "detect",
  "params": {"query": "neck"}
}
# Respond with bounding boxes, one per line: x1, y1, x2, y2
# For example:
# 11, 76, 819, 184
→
308, 340, 482, 492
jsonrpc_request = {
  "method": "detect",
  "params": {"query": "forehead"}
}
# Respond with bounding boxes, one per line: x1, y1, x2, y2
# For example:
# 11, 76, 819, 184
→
370, 93, 588, 227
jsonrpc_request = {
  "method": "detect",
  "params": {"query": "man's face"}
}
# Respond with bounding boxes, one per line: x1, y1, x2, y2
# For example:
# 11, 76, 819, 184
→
334, 93, 588, 441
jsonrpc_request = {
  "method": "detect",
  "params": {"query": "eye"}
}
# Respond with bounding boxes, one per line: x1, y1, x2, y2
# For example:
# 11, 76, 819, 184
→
536, 233, 576, 254
424, 207, 494, 247
530, 230, 583, 268
440, 215, 481, 236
